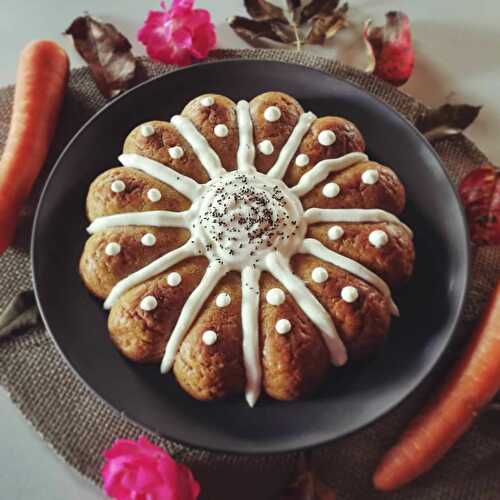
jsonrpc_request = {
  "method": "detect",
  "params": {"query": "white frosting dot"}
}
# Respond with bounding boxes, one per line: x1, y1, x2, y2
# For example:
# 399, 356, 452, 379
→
168, 146, 184, 159
318, 130, 336, 146
362, 169, 380, 185
341, 286, 359, 303
215, 292, 231, 308
266, 288, 285, 306
328, 225, 344, 241
200, 96, 214, 107
105, 242, 121, 256
167, 272, 182, 287
322, 182, 341, 198
295, 153, 309, 167
140, 295, 158, 311
111, 180, 125, 193
312, 267, 329, 283
275, 319, 292, 334
258, 140, 274, 155
202, 330, 218, 346
141, 233, 157, 247
147, 188, 162, 202
214, 124, 229, 137
369, 229, 389, 248
263, 106, 281, 122
140, 124, 155, 137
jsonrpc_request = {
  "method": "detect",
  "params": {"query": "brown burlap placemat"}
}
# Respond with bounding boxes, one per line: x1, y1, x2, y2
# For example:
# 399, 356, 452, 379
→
0, 49, 499, 500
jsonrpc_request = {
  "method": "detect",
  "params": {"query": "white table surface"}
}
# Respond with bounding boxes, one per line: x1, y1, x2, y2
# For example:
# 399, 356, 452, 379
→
0, 1, 498, 498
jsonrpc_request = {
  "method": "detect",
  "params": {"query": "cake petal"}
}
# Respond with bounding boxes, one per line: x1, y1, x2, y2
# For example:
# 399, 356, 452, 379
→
307, 221, 415, 288
123, 120, 209, 183
80, 226, 191, 299
108, 256, 207, 363
291, 253, 392, 361
173, 271, 246, 400
181, 94, 239, 171
259, 271, 330, 400
250, 92, 304, 174
86, 167, 191, 221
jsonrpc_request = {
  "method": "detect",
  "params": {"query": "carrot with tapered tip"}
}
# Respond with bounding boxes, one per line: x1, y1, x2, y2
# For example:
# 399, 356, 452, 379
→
0, 40, 69, 254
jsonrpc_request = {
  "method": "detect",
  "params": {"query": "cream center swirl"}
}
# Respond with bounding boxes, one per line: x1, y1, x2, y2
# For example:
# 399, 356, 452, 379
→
194, 171, 305, 268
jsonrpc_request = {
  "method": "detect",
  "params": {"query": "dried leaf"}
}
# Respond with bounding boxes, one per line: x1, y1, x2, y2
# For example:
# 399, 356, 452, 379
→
279, 454, 337, 500
459, 164, 500, 246
65, 15, 136, 98
416, 103, 482, 142
363, 11, 414, 86
228, 16, 294, 46
306, 3, 348, 44
283, 0, 302, 24
300, 0, 339, 24
244, 0, 285, 21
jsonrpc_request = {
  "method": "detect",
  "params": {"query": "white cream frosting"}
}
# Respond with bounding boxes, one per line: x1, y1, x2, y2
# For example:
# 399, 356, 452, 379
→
266, 288, 285, 306
275, 319, 291, 334
215, 292, 231, 308
214, 124, 229, 137
369, 229, 389, 248
147, 188, 162, 203
140, 295, 158, 311
105, 242, 121, 256
202, 330, 218, 345
318, 130, 336, 146
167, 272, 181, 287
264, 106, 281, 122
362, 169, 380, 185
92, 104, 413, 407
322, 182, 341, 198
111, 180, 125, 193
141, 233, 156, 247
258, 140, 274, 155
168, 146, 184, 160
140, 124, 155, 137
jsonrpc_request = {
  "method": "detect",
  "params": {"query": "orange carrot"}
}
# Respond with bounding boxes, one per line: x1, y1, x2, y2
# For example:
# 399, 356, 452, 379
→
373, 278, 500, 491
0, 40, 69, 255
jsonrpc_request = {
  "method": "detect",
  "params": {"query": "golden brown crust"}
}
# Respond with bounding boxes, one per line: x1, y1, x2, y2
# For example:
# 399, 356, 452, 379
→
123, 120, 209, 183
291, 254, 392, 360
86, 167, 190, 221
80, 227, 190, 299
300, 161, 406, 214
250, 92, 304, 173
307, 222, 415, 287
259, 272, 330, 400
182, 94, 238, 171
173, 272, 245, 400
108, 257, 207, 363
284, 116, 366, 187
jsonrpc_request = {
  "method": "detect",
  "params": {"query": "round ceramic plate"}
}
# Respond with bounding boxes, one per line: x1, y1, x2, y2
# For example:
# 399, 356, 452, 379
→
32, 60, 469, 454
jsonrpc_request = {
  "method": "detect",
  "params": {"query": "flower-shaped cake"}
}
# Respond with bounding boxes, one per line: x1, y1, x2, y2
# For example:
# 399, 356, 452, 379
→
80, 92, 414, 406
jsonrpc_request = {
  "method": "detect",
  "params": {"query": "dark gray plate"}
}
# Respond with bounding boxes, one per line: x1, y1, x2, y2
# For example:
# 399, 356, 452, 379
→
31, 60, 470, 454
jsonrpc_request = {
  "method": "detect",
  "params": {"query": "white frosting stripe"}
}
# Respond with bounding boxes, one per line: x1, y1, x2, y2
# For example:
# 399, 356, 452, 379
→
161, 263, 229, 373
303, 208, 413, 236
87, 210, 189, 234
264, 251, 347, 366
291, 152, 369, 197
104, 240, 197, 309
119, 154, 201, 200
171, 115, 226, 179
300, 238, 399, 316
267, 112, 317, 179
241, 266, 262, 407
236, 100, 256, 173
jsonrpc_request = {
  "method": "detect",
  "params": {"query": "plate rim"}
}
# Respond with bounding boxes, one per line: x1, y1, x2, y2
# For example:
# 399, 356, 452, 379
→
31, 59, 471, 454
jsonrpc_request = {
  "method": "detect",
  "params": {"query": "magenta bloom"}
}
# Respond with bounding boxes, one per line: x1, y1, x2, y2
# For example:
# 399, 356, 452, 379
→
102, 436, 200, 500
138, 0, 216, 66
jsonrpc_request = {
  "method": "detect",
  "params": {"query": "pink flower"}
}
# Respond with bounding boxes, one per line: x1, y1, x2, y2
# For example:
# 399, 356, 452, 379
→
102, 436, 200, 500
138, 0, 216, 66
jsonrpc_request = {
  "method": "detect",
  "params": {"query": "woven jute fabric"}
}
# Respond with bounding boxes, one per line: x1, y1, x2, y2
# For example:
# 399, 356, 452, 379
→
0, 49, 499, 500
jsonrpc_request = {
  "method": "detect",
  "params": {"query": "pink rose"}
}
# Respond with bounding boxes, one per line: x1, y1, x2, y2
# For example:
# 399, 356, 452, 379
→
102, 436, 200, 500
138, 0, 216, 66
